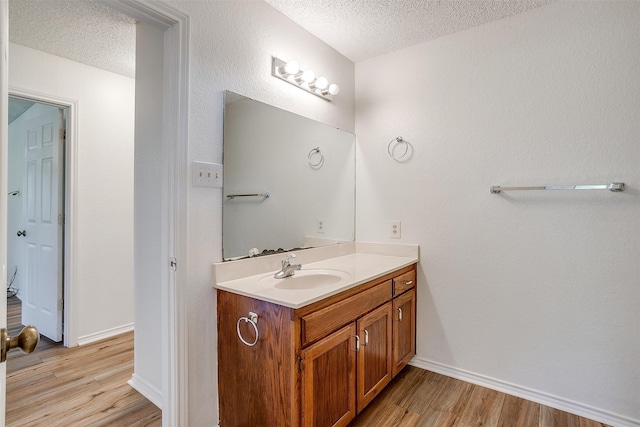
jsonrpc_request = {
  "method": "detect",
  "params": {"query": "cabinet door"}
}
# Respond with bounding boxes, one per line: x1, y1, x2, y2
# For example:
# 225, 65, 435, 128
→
392, 288, 416, 376
301, 323, 357, 427
357, 302, 392, 413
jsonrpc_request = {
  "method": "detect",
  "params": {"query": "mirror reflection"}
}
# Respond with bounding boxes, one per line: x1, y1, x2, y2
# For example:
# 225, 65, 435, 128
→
223, 91, 356, 260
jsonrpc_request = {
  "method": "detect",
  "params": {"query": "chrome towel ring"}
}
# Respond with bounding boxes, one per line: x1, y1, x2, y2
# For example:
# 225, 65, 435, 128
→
236, 312, 259, 347
308, 147, 324, 168
388, 136, 411, 161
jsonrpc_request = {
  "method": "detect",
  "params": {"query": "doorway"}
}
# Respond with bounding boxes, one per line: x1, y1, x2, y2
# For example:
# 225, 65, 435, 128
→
7, 96, 66, 348
1, 1, 189, 425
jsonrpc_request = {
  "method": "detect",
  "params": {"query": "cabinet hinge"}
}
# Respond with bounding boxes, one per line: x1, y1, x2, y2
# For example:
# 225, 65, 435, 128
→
297, 356, 304, 371
170, 257, 177, 271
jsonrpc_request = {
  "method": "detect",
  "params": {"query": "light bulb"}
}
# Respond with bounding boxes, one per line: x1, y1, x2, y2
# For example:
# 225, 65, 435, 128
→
328, 83, 340, 95
283, 60, 300, 75
301, 69, 315, 83
314, 76, 328, 90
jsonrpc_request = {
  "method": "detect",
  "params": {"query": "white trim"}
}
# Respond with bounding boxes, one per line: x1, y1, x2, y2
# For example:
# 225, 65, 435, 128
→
129, 373, 163, 409
77, 323, 134, 346
8, 87, 79, 349
104, 2, 190, 426
410, 357, 640, 427
1, 1, 10, 425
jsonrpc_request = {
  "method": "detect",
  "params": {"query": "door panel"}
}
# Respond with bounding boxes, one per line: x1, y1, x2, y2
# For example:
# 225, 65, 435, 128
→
301, 323, 356, 427
21, 107, 63, 342
392, 289, 416, 376
357, 302, 392, 413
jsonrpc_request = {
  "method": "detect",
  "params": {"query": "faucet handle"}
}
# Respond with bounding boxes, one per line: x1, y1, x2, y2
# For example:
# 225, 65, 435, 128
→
282, 253, 296, 267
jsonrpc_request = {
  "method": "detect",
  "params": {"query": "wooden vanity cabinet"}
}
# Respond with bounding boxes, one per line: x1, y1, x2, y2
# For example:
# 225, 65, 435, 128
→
300, 323, 357, 427
217, 263, 417, 427
356, 302, 393, 413
392, 288, 416, 376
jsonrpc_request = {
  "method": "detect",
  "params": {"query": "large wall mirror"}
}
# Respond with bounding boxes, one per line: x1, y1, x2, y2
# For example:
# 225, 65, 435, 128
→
223, 91, 356, 260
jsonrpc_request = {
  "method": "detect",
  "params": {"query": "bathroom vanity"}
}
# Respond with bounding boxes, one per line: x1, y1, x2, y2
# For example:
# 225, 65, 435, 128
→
213, 244, 418, 427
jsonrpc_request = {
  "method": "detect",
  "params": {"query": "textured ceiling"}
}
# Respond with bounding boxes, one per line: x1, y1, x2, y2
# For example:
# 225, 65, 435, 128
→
7, 0, 553, 80
9, 0, 136, 77
264, 0, 555, 62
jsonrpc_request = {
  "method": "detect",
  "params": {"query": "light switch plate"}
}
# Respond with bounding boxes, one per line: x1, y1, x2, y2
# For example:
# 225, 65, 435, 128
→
192, 161, 222, 188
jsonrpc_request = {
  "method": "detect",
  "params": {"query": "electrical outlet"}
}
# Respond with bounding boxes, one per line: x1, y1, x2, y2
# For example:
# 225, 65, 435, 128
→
192, 161, 223, 188
390, 220, 401, 239
317, 218, 325, 234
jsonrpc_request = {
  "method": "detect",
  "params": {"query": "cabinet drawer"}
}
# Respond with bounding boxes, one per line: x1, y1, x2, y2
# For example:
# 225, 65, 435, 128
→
301, 281, 392, 347
393, 270, 415, 297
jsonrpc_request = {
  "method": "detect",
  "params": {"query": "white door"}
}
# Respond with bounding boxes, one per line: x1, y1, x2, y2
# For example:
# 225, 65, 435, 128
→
21, 108, 64, 342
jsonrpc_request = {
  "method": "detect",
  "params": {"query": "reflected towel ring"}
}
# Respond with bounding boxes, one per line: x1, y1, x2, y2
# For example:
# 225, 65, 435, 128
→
388, 136, 410, 161
308, 147, 324, 168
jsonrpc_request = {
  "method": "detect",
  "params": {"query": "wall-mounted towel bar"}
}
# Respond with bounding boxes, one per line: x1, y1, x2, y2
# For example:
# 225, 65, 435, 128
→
490, 182, 625, 194
226, 192, 270, 199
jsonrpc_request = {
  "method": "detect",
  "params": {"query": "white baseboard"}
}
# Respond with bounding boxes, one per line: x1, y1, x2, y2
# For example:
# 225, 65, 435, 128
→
76, 323, 134, 346
128, 373, 162, 409
410, 357, 639, 427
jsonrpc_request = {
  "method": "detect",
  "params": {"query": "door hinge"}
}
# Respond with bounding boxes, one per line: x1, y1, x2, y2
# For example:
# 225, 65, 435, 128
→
58, 299, 64, 310
297, 356, 304, 371
58, 213, 65, 225
59, 129, 66, 140
170, 257, 177, 271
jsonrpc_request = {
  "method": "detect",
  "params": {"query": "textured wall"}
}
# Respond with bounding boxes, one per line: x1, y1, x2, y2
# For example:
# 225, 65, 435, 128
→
162, 1, 356, 424
9, 43, 135, 342
355, 1, 639, 424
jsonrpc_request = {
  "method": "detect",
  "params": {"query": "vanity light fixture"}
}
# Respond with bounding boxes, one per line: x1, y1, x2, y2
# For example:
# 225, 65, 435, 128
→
272, 56, 340, 101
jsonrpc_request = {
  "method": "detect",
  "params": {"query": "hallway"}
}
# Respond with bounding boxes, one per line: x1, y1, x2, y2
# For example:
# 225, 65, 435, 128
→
5, 296, 161, 426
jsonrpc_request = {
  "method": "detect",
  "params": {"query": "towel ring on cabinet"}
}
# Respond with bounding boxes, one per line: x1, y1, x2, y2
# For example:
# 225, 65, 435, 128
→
236, 312, 259, 346
388, 136, 411, 161
308, 147, 324, 168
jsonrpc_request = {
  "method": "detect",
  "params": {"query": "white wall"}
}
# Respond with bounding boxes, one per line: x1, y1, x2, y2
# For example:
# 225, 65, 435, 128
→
8, 43, 135, 342
223, 97, 355, 259
355, 1, 639, 424
131, 22, 164, 402
161, 1, 355, 424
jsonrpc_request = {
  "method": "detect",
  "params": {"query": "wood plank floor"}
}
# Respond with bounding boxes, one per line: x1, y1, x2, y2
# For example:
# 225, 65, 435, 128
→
5, 296, 161, 426
352, 366, 611, 427
6, 296, 610, 426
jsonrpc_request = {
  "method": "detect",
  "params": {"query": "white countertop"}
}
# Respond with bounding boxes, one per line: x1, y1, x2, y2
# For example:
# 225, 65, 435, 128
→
213, 252, 418, 309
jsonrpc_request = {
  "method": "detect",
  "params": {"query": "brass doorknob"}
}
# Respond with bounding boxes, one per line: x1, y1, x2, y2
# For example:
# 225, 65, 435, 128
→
0, 325, 40, 363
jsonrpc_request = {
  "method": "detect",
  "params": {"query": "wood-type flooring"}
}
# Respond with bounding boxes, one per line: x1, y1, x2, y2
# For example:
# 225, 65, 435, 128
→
5, 296, 610, 427
5, 296, 161, 426
353, 365, 611, 427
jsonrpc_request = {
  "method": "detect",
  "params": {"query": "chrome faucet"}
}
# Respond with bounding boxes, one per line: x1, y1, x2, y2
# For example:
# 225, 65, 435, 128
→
274, 253, 302, 279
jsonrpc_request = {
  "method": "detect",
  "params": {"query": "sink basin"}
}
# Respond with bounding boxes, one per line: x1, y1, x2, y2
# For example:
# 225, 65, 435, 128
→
260, 269, 352, 290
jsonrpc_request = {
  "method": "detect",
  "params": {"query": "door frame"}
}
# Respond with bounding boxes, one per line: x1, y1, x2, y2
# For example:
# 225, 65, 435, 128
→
8, 89, 77, 348
1, 1, 189, 426
1, 0, 9, 422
